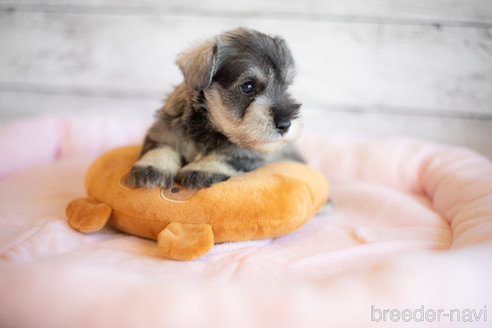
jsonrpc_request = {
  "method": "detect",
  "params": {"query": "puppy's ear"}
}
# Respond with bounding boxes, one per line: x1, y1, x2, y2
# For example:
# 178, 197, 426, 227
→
176, 39, 219, 90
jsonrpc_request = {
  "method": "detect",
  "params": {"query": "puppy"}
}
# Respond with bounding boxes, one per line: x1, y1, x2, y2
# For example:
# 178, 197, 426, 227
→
127, 28, 304, 189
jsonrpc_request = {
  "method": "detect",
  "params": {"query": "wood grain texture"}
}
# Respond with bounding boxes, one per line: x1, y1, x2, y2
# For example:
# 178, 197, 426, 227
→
0, 0, 491, 158
304, 107, 492, 159
0, 91, 158, 122
2, 91, 490, 157
1, 12, 491, 115
1, 0, 491, 25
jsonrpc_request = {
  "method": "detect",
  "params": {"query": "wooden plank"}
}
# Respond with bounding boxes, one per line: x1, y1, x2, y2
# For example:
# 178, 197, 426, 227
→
303, 106, 492, 160
1, 12, 491, 116
1, 91, 491, 159
0, 90, 159, 122
1, 0, 491, 25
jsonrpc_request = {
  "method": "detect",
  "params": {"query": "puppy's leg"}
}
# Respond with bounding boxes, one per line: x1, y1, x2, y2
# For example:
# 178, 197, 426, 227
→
175, 153, 239, 189
127, 145, 181, 189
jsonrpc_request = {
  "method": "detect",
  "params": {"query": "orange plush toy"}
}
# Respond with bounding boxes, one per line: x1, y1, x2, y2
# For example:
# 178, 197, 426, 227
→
66, 146, 329, 260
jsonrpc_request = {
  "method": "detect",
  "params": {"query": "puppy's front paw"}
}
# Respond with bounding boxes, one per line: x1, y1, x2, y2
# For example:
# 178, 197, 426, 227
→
175, 170, 230, 189
127, 165, 175, 189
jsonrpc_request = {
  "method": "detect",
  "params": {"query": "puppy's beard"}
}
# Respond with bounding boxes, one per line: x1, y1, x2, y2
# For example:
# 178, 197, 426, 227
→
205, 89, 302, 154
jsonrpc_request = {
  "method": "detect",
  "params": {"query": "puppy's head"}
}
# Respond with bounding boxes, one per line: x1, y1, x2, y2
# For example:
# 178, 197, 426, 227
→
176, 28, 302, 154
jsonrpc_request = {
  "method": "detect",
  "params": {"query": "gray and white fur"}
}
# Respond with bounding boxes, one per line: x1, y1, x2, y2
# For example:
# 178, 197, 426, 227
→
127, 28, 304, 189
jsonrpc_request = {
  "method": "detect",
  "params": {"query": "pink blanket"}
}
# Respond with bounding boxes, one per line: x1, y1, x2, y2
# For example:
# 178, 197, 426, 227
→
1, 116, 491, 328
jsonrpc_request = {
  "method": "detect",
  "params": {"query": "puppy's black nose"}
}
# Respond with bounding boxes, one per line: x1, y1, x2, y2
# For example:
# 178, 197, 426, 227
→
275, 117, 291, 135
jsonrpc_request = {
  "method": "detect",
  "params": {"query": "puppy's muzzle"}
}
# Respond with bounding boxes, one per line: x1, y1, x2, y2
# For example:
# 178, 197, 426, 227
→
274, 114, 291, 136
272, 103, 301, 136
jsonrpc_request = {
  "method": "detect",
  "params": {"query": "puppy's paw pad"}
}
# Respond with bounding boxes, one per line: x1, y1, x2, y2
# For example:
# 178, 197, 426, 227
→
127, 165, 174, 189
175, 170, 230, 189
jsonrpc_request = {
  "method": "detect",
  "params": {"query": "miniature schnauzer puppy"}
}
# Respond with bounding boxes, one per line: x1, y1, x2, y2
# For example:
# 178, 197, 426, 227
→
127, 28, 304, 189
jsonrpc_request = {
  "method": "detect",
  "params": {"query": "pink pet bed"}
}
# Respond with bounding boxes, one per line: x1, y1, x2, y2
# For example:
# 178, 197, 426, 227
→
0, 117, 491, 328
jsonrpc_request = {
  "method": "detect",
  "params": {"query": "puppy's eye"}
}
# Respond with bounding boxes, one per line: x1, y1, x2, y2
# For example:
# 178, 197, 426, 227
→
240, 81, 255, 95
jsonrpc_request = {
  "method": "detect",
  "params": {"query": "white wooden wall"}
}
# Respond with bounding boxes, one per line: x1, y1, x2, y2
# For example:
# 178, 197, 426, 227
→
1, 0, 492, 157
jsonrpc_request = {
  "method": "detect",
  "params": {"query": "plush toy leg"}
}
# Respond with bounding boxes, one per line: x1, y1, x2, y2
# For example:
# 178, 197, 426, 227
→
158, 222, 214, 261
66, 197, 112, 233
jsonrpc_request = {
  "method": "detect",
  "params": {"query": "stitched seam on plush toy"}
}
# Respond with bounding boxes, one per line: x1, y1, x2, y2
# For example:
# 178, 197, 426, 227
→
111, 208, 299, 226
